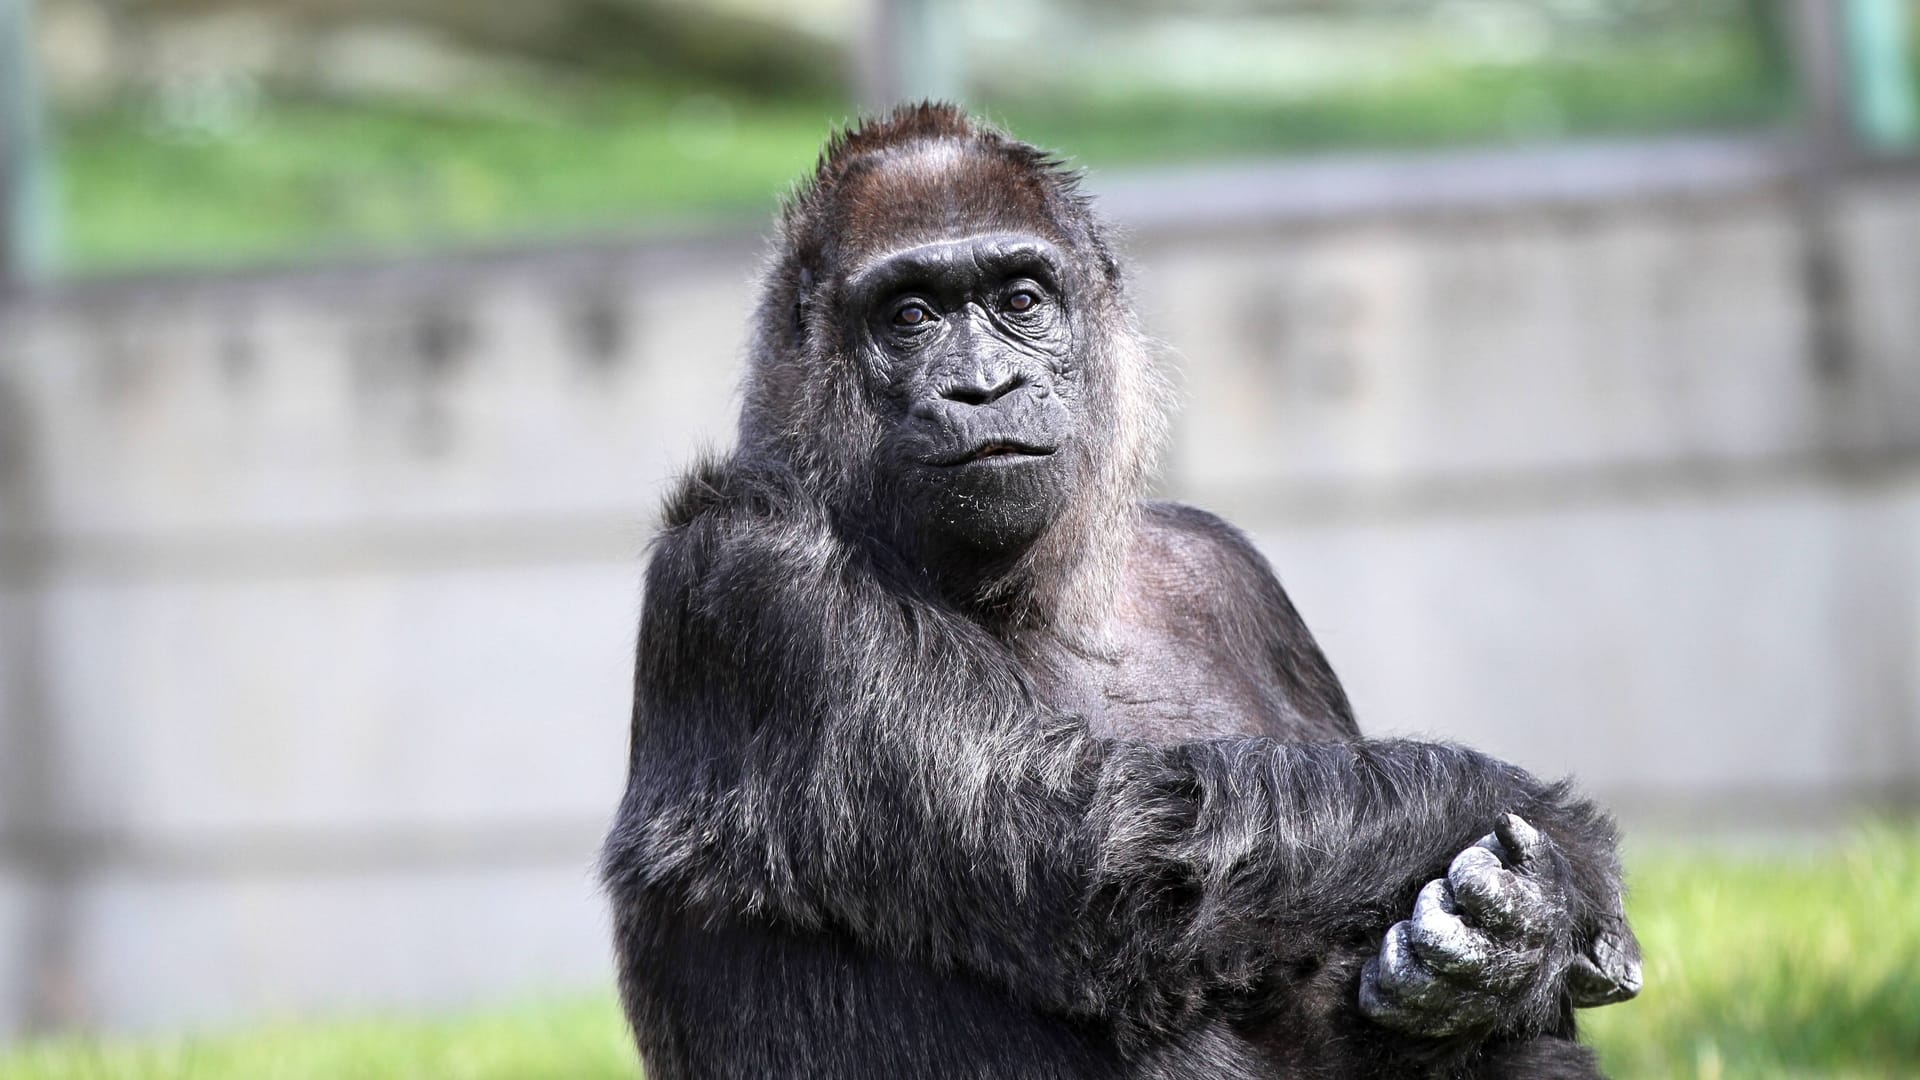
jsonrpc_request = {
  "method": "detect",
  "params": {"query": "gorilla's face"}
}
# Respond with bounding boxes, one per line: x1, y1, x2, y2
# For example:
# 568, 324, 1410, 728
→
851, 231, 1082, 559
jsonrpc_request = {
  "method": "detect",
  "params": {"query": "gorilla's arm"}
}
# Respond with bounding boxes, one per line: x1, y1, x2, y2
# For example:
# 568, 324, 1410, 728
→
1167, 505, 1641, 1043
602, 462, 1623, 1054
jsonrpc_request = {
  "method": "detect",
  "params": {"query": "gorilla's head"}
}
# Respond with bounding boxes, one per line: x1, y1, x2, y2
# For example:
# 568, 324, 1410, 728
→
739, 104, 1168, 627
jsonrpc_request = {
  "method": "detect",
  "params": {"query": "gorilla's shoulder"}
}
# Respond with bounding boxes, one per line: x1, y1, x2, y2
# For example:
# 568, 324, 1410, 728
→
1135, 502, 1348, 725
659, 452, 815, 530
1134, 501, 1286, 600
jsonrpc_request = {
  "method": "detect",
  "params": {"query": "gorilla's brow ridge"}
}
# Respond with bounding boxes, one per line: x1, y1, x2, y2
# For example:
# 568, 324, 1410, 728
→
846, 234, 1064, 297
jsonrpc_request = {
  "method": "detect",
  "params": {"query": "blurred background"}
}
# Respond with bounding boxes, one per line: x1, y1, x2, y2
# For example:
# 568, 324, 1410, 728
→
1, 0, 1918, 1076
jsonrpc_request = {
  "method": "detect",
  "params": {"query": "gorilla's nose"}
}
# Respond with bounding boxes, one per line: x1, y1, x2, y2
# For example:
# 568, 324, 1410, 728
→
940, 370, 1026, 407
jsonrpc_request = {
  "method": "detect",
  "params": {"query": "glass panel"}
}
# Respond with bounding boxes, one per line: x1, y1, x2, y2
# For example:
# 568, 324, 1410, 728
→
966, 1, 1796, 167
34, 0, 864, 273
25, 0, 1815, 275
1847, 0, 1920, 150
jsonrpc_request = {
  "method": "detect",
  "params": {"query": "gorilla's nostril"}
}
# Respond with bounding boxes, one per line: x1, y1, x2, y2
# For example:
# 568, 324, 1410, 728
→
943, 373, 1025, 406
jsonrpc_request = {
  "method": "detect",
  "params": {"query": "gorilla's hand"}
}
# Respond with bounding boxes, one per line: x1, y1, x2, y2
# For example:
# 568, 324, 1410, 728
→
1566, 905, 1643, 1008
1358, 813, 1631, 1037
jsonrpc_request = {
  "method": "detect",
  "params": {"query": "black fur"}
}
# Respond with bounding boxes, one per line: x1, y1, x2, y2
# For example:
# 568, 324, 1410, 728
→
602, 104, 1633, 1079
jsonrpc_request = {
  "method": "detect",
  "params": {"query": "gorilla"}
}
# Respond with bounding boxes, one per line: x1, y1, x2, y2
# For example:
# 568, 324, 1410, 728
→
602, 104, 1641, 1080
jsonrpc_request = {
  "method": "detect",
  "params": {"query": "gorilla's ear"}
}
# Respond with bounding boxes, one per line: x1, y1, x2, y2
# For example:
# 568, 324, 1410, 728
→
792, 265, 815, 345
1089, 235, 1122, 285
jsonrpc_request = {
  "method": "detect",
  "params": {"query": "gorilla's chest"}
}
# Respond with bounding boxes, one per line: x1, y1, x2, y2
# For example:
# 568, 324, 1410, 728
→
1030, 601, 1292, 744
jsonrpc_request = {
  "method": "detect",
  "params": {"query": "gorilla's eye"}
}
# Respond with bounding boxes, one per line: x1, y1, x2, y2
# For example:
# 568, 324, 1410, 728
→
1005, 289, 1040, 313
893, 302, 934, 328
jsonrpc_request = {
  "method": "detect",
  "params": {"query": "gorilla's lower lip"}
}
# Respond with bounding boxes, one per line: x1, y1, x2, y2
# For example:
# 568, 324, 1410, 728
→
932, 442, 1057, 467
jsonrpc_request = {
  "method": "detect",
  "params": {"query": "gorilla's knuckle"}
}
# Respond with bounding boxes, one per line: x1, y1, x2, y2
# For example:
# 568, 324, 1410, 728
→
1376, 923, 1456, 1007
1409, 885, 1496, 976
1449, 843, 1505, 880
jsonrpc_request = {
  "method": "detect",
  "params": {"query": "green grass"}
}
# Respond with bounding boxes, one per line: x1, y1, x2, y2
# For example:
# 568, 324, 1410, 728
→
1585, 823, 1920, 1079
48, 26, 1798, 275
2, 824, 1916, 1079
0, 998, 639, 1080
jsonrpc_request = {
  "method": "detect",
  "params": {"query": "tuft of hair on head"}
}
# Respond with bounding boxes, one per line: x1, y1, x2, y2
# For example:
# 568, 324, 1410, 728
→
818, 101, 982, 167
783, 104, 1080, 227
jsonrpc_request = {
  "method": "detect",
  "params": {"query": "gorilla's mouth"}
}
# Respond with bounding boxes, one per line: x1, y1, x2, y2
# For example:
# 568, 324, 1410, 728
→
935, 441, 1057, 467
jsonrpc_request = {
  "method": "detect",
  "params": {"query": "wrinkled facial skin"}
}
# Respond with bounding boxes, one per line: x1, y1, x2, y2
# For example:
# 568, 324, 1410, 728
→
847, 231, 1081, 559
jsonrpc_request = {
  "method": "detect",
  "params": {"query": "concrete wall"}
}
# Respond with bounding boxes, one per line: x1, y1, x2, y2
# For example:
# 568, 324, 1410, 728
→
1, 137, 1917, 1037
